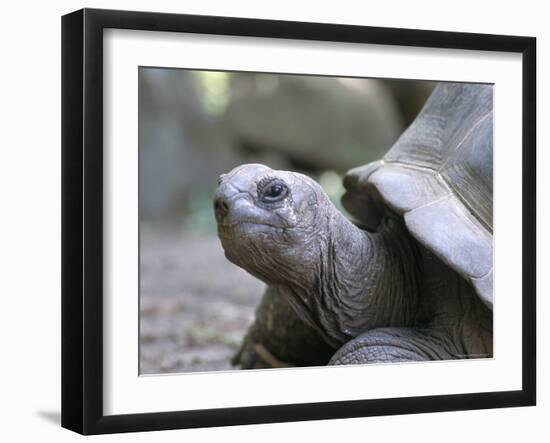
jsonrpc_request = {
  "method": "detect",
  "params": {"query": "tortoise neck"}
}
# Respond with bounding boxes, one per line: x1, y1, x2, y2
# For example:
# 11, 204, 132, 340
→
292, 212, 423, 347
358, 217, 424, 327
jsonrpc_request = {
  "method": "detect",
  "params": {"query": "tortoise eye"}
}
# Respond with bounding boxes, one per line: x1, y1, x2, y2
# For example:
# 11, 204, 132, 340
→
259, 179, 288, 203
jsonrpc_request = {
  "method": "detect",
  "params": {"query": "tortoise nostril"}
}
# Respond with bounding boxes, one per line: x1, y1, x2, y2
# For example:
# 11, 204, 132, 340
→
214, 198, 229, 221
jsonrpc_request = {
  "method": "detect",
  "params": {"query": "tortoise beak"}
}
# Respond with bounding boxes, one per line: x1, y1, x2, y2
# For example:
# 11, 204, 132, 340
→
213, 183, 262, 227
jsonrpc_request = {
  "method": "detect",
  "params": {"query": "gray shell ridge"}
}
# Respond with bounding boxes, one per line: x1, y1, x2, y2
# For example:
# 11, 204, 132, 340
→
343, 82, 494, 308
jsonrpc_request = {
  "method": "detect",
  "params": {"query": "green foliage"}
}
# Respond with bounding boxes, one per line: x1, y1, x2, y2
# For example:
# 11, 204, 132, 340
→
185, 188, 219, 234
193, 71, 231, 115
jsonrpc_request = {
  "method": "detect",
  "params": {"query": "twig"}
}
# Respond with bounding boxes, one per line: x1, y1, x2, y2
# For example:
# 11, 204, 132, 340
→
252, 344, 290, 368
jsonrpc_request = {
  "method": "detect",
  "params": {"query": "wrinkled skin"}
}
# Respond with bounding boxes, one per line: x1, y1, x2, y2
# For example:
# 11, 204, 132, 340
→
214, 164, 492, 366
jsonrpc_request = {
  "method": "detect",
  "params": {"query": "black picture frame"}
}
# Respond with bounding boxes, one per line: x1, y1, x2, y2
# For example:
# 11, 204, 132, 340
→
61, 8, 537, 435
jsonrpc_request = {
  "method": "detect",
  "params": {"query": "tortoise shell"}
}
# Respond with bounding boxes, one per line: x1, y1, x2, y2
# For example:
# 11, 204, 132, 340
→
343, 83, 493, 308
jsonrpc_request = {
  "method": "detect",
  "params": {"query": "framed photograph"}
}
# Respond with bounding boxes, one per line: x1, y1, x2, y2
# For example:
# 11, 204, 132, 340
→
61, 8, 536, 435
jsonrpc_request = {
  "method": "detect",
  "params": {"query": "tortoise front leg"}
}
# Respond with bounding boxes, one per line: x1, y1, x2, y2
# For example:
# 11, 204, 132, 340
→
234, 286, 335, 369
329, 327, 463, 364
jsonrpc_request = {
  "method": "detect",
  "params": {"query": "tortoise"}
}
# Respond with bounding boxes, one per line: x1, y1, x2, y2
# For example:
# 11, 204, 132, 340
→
213, 82, 493, 367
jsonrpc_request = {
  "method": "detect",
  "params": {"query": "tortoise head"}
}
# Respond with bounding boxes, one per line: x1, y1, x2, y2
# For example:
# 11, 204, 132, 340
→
213, 164, 329, 285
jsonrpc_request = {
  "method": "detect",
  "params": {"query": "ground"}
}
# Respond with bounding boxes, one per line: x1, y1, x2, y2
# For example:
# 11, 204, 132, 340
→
139, 228, 265, 374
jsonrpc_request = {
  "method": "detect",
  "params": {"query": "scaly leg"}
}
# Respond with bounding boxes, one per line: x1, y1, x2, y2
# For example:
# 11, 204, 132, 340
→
329, 327, 463, 364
